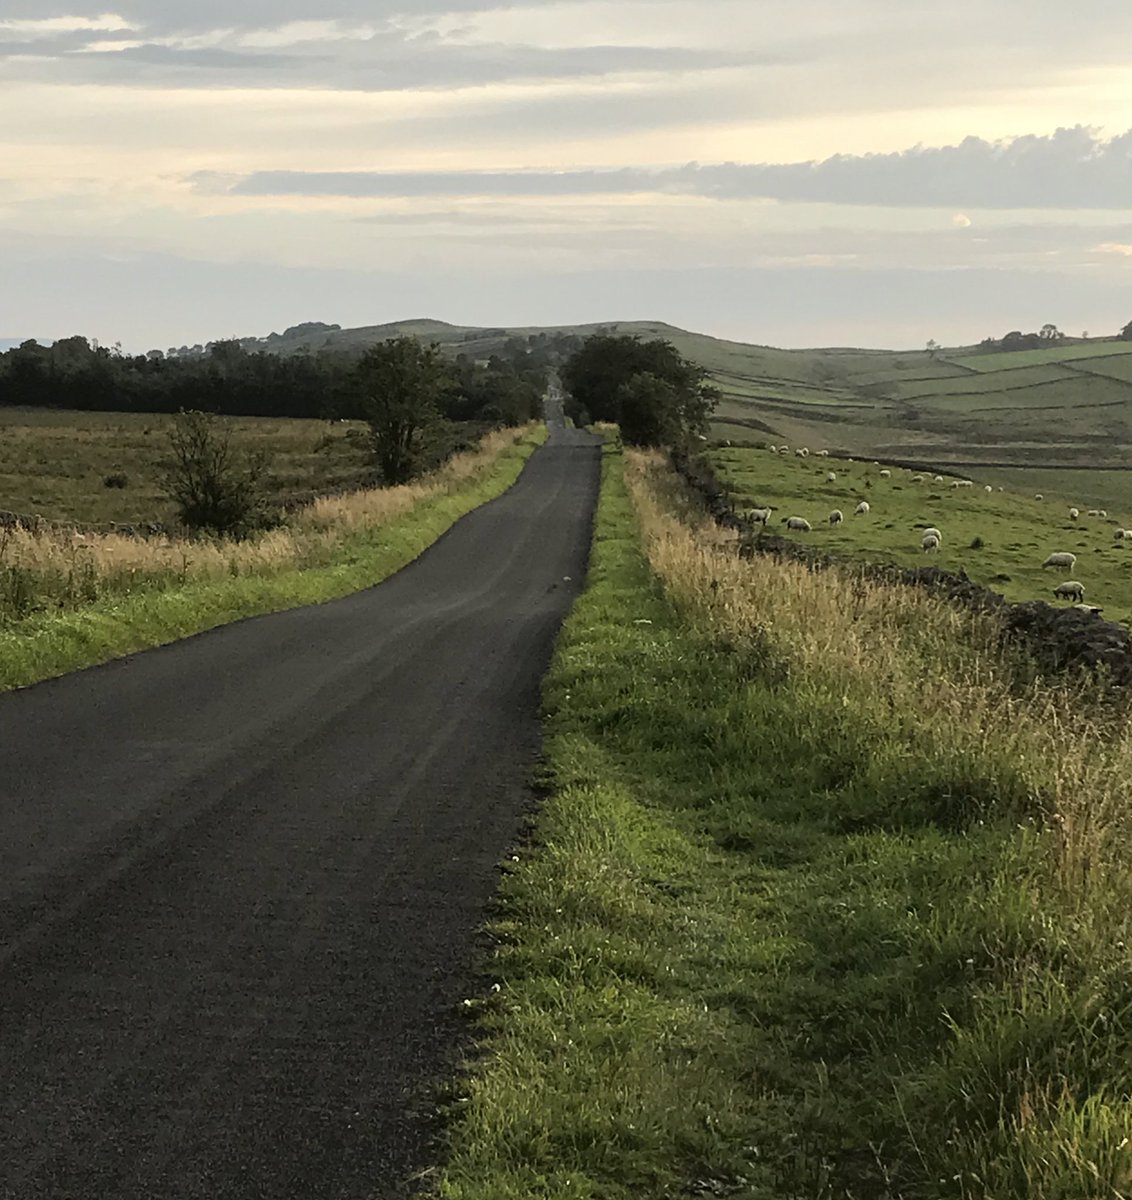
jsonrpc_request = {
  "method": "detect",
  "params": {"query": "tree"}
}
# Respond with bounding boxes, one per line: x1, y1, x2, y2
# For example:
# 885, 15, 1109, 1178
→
354, 337, 448, 484
926, 338, 939, 358
1039, 323, 1064, 341
560, 334, 717, 446
1120, 320, 1132, 342
161, 410, 267, 535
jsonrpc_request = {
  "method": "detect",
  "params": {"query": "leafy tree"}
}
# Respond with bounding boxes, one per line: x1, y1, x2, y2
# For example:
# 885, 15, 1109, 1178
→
354, 337, 448, 484
560, 334, 717, 446
161, 410, 267, 535
1039, 323, 1064, 341
926, 338, 939, 358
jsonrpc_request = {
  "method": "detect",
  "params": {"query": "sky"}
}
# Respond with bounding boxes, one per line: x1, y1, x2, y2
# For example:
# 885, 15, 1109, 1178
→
1, 1, 1131, 351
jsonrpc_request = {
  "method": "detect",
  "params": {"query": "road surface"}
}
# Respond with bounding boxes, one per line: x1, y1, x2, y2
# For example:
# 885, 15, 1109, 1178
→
0, 425, 601, 1199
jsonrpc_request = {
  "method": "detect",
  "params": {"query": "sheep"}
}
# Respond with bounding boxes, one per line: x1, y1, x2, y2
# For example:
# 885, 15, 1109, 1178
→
854, 500, 870, 515
828, 509, 844, 525
783, 516, 812, 532
950, 480, 962, 489
769, 445, 778, 453
1042, 552, 1077, 571
1115, 529, 1130, 541
779, 446, 790, 456
922, 533, 941, 552
1074, 603, 1104, 615
818, 449, 830, 457
1087, 509, 1099, 517
1053, 581, 1086, 602
826, 471, 837, 482
911, 474, 924, 483
959, 480, 974, 488
1069, 508, 1079, 520
933, 475, 944, 483
1035, 493, 1044, 500
879, 468, 891, 478
747, 507, 773, 527
922, 527, 942, 542
1100, 510, 1109, 518
984, 485, 993, 493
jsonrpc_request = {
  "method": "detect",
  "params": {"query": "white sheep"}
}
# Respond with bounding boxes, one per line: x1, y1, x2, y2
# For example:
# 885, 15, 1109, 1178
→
747, 507, 773, 526
984, 485, 993, 493
829, 509, 844, 525
950, 480, 962, 489
826, 471, 837, 482
855, 500, 870, 515
769, 444, 778, 453
818, 449, 829, 457
1100, 510, 1109, 518
779, 446, 790, 456
922, 527, 942, 542
1035, 493, 1044, 500
933, 475, 944, 483
879, 468, 891, 478
1074, 603, 1104, 615
1069, 508, 1079, 520
959, 480, 973, 488
922, 533, 941, 552
1087, 509, 1099, 517
911, 475, 924, 483
1115, 529, 1130, 541
783, 516, 812, 532
1042, 552, 1077, 571
1053, 581, 1085, 602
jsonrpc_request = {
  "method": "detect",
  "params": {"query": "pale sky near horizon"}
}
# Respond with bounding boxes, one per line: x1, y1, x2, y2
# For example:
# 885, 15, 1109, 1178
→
1, 1, 1131, 352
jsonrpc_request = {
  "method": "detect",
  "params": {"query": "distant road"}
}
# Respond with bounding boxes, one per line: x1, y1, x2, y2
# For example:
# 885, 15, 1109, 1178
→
0, 425, 601, 1199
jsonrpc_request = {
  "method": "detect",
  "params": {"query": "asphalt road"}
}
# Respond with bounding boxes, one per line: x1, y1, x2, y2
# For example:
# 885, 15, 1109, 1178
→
0, 425, 601, 1199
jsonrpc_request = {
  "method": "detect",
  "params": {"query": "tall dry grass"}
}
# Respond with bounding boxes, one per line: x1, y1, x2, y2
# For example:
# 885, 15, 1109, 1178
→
0, 425, 537, 622
624, 447, 1132, 1195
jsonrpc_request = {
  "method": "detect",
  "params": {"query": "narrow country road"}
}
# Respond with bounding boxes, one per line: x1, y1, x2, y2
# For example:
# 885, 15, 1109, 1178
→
0, 425, 601, 1200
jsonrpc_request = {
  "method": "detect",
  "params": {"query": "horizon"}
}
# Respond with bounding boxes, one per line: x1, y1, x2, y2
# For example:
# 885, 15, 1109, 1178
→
3, 1, 1131, 352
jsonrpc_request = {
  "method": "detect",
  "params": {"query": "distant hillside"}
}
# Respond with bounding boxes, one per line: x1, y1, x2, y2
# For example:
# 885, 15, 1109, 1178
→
235, 317, 1132, 478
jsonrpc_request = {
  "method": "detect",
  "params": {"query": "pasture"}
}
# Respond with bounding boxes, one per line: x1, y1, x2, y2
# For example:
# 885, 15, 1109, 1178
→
0, 407, 371, 526
710, 446, 1132, 624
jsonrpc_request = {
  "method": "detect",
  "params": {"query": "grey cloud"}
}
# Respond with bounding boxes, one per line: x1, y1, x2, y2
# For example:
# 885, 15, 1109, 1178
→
216, 128, 1132, 209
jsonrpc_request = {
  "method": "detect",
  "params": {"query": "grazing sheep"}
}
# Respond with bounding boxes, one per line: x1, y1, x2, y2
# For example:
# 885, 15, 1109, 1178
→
959, 480, 973, 488
779, 446, 790, 456
783, 516, 812, 532
828, 509, 844, 525
922, 527, 942, 542
747, 507, 773, 526
769, 444, 778, 453
1069, 508, 1079, 520
1042, 552, 1077, 571
911, 474, 924, 483
922, 533, 941, 552
1100, 510, 1109, 518
818, 449, 830, 457
933, 475, 944, 483
1053, 581, 1086, 602
1035, 493, 1044, 500
1115, 529, 1130, 541
984, 485, 993, 493
1087, 509, 1099, 517
855, 500, 870, 515
826, 471, 837, 482
879, 468, 891, 478
950, 480, 962, 489
800, 447, 810, 457
1074, 603, 1104, 615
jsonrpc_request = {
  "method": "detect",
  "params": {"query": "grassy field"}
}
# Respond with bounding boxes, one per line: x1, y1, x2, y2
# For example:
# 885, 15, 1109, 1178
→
437, 442, 1132, 1199
0, 407, 372, 525
0, 425, 544, 691
708, 446, 1132, 623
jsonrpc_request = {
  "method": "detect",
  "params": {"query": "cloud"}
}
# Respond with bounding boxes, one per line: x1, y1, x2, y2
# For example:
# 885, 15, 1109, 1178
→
206, 127, 1132, 209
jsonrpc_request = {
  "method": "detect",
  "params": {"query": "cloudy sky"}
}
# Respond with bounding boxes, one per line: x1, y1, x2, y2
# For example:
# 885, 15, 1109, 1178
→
2, 1, 1131, 351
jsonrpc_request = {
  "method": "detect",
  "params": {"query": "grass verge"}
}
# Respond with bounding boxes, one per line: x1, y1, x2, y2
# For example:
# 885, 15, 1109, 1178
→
437, 443, 1132, 1199
0, 426, 544, 692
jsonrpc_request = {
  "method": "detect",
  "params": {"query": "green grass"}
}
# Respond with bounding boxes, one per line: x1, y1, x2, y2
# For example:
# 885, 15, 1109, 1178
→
0, 428, 544, 692
436, 444, 1132, 1199
0, 407, 372, 525
710, 447, 1132, 623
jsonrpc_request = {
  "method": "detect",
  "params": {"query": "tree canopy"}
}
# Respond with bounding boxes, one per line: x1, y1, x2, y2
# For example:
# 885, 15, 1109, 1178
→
560, 334, 718, 446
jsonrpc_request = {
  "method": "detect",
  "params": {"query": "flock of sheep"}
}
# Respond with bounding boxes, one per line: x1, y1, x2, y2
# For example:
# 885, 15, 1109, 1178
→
748, 444, 1118, 614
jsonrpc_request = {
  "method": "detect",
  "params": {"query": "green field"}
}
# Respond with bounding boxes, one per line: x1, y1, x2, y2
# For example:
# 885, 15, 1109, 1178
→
951, 340, 1132, 371
710, 446, 1132, 623
0, 407, 371, 525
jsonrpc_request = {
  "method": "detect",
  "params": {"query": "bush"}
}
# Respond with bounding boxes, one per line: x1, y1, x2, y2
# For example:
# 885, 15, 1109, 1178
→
161, 410, 268, 536
102, 472, 129, 489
